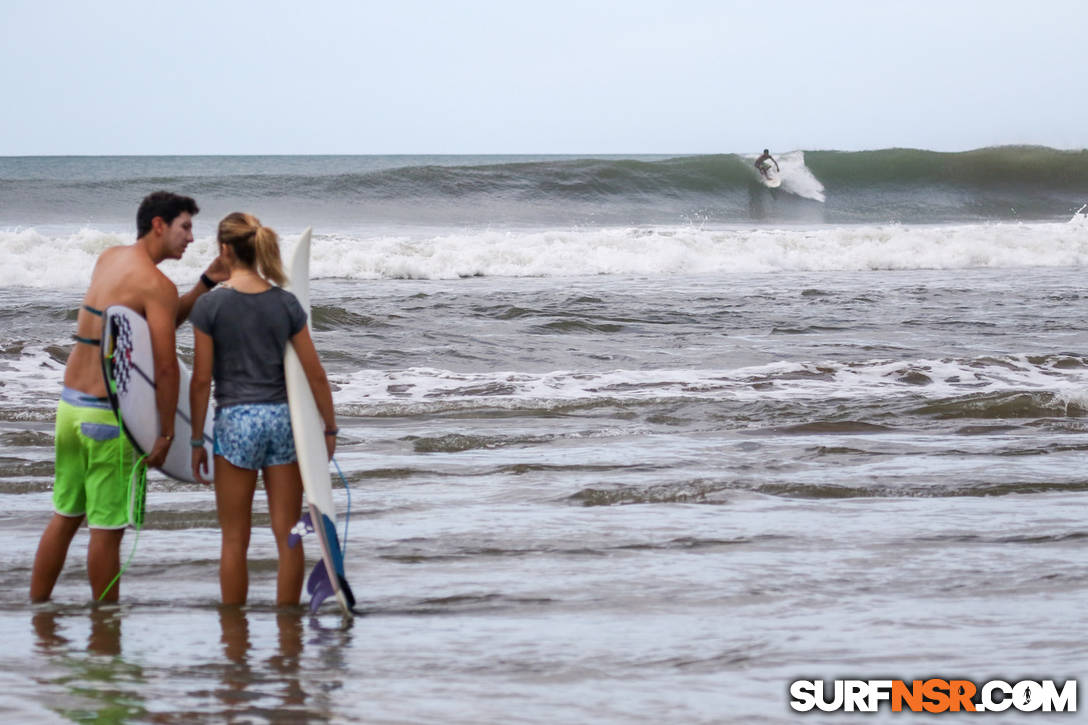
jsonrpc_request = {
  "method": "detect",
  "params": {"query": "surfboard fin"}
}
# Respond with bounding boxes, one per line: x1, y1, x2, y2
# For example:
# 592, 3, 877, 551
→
305, 558, 358, 614
307, 559, 335, 613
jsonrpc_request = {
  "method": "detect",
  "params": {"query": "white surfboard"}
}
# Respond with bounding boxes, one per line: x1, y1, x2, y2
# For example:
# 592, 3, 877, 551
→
759, 160, 781, 188
101, 306, 214, 483
283, 228, 355, 617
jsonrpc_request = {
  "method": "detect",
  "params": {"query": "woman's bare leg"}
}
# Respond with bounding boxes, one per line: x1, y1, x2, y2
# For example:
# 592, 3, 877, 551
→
214, 455, 258, 605
262, 462, 305, 606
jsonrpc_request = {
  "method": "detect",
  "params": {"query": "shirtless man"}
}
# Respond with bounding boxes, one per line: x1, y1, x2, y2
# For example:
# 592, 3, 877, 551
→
30, 191, 228, 603
754, 149, 780, 179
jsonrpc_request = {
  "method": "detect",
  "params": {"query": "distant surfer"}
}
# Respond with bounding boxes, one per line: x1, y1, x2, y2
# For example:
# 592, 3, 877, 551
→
188, 212, 338, 607
755, 149, 779, 180
30, 191, 229, 603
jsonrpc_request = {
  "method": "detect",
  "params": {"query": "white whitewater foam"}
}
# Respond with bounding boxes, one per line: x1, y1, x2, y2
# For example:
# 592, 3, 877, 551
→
3, 330, 1086, 421
303, 222, 1088, 279
776, 151, 827, 202
327, 354, 1088, 415
743, 150, 826, 202
0, 344, 69, 418
4, 221, 1087, 287
0, 227, 129, 288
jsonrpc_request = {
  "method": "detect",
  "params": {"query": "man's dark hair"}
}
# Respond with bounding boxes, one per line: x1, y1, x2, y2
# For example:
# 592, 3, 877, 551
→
136, 191, 199, 238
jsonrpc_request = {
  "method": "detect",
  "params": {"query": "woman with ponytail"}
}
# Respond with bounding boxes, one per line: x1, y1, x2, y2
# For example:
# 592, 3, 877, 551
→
188, 212, 337, 606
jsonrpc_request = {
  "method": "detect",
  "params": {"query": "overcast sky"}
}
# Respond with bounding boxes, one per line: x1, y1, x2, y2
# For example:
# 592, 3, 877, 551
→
2, 0, 1085, 155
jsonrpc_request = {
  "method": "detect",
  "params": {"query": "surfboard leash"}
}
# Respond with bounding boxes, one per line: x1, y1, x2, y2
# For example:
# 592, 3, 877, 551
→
97, 451, 148, 602
331, 456, 351, 553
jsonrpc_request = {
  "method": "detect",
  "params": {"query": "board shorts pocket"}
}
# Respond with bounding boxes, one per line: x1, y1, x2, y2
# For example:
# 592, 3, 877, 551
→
80, 422, 120, 441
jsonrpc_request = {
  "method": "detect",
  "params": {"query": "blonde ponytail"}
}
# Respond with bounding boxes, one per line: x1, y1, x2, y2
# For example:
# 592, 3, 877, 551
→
253, 225, 286, 287
217, 212, 288, 287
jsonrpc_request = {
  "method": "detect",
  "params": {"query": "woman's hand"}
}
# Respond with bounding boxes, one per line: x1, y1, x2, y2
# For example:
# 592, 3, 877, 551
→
192, 445, 211, 485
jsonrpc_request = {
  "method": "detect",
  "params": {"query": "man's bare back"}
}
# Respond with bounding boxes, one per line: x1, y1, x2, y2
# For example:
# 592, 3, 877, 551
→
66, 244, 180, 398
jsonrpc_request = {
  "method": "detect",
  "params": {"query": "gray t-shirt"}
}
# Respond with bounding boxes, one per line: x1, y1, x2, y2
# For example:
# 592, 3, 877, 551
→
189, 286, 308, 408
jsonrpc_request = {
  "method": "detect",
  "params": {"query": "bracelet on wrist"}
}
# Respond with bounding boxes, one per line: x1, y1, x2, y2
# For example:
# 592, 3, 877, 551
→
324, 427, 339, 437
200, 273, 217, 289
190, 438, 206, 448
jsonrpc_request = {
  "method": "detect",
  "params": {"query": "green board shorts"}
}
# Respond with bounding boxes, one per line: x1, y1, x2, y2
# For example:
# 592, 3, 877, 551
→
54, 388, 139, 529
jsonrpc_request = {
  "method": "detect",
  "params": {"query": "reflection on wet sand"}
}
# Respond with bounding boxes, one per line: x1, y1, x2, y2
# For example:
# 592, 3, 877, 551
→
28, 605, 346, 723
31, 606, 147, 721
271, 610, 306, 707
31, 608, 68, 653
216, 606, 324, 722
217, 605, 254, 708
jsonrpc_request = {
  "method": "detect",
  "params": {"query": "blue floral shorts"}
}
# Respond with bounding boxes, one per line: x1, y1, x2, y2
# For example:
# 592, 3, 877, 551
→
214, 403, 297, 470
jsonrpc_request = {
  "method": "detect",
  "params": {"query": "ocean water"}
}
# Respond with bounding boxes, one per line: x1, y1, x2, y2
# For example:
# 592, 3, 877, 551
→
1, 150, 1087, 723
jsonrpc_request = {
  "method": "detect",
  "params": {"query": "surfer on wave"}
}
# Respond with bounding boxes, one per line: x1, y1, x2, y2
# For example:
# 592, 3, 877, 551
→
754, 149, 779, 180
188, 212, 338, 607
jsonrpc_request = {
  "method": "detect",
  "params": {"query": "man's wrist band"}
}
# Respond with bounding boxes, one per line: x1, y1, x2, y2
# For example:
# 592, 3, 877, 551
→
324, 428, 339, 437
191, 438, 206, 448
200, 273, 217, 289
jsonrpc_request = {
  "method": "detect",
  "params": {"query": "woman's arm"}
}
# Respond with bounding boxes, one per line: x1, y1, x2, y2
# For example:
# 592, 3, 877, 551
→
290, 325, 338, 459
190, 327, 214, 484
